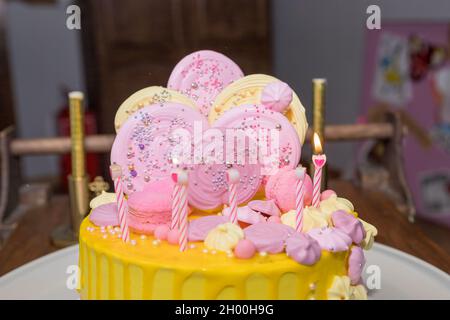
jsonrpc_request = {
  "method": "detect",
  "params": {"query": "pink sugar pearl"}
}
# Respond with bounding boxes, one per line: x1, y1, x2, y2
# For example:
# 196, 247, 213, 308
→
167, 229, 180, 245
154, 225, 170, 240
234, 239, 256, 259
267, 216, 281, 223
320, 189, 337, 201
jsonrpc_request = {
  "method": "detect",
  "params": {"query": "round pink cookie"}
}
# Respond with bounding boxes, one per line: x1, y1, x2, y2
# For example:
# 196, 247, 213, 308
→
265, 167, 313, 212
213, 104, 301, 177
168, 50, 243, 117
188, 215, 229, 241
188, 162, 261, 211
244, 222, 295, 254
89, 202, 119, 227
127, 178, 174, 234
187, 126, 262, 210
110, 103, 208, 195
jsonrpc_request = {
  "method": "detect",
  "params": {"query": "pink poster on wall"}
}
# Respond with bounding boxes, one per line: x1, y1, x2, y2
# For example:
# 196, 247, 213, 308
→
361, 22, 450, 227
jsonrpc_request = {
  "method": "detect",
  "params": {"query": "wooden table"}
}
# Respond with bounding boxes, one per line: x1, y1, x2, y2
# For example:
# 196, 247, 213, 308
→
0, 180, 449, 277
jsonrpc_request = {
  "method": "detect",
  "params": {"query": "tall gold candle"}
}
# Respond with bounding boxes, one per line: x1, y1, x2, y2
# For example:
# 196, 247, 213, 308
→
312, 79, 327, 188
69, 91, 86, 178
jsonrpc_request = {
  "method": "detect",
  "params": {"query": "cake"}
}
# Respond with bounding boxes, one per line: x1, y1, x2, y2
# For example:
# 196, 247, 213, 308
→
78, 50, 378, 300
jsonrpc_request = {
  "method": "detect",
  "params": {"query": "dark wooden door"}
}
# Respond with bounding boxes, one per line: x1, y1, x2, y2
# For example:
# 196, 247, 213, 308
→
79, 0, 271, 133
0, 0, 15, 130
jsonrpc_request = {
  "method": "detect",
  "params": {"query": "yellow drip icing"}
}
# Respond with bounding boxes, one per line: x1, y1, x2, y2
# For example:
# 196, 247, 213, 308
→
78, 218, 349, 300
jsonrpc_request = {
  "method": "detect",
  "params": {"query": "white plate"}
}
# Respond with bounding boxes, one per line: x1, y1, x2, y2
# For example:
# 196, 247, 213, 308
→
0, 243, 449, 300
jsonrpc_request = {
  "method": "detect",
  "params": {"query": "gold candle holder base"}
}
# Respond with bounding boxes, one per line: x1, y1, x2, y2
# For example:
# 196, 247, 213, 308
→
51, 174, 89, 248
51, 224, 78, 248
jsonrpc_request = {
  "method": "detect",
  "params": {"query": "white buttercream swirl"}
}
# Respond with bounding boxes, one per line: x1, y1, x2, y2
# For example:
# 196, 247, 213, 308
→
281, 207, 329, 232
204, 223, 244, 252
319, 195, 355, 221
359, 218, 378, 250
327, 275, 368, 300
89, 191, 116, 209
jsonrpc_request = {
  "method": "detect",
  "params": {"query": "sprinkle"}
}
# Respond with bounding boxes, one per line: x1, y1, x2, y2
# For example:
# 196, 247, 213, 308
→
102, 234, 107, 239
140, 235, 147, 240
189, 244, 196, 249
309, 283, 317, 291
152, 240, 159, 246
259, 251, 267, 257
202, 249, 209, 254
114, 227, 120, 232
211, 250, 217, 255
130, 240, 137, 246
227, 252, 234, 258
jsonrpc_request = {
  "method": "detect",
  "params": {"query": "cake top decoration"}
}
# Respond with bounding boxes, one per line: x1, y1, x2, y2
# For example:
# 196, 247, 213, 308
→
168, 50, 244, 117
260, 81, 293, 113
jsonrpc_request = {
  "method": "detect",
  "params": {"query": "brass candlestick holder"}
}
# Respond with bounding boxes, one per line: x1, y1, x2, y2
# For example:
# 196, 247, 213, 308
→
311, 79, 328, 189
51, 92, 90, 247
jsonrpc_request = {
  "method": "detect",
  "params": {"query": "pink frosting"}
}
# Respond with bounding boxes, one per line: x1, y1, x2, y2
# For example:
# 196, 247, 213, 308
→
267, 216, 281, 223
248, 199, 281, 217
265, 167, 313, 212
89, 203, 119, 227
348, 246, 366, 285
222, 206, 266, 225
154, 225, 170, 240
128, 178, 174, 213
244, 222, 295, 253
286, 233, 322, 266
188, 215, 229, 241
234, 239, 257, 259
167, 229, 180, 245
127, 178, 174, 234
307, 227, 352, 252
320, 189, 337, 201
261, 81, 293, 113
331, 210, 366, 245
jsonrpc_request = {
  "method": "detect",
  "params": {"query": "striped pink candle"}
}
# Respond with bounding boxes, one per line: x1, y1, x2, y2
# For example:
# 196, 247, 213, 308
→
226, 168, 240, 224
110, 164, 130, 242
295, 167, 306, 232
170, 183, 181, 230
312, 133, 327, 207
171, 169, 189, 251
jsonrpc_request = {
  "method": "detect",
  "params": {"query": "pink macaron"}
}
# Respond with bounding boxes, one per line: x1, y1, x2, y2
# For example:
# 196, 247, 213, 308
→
265, 167, 313, 212
127, 178, 174, 234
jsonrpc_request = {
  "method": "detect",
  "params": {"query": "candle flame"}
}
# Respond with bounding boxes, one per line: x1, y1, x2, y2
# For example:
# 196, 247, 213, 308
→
313, 133, 323, 154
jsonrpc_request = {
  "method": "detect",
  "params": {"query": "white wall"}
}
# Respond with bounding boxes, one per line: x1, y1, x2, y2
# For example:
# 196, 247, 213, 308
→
272, 0, 450, 177
5, 0, 85, 179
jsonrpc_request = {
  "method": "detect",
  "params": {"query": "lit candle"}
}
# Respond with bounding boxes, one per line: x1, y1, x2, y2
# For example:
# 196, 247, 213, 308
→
110, 164, 130, 242
171, 169, 189, 251
295, 166, 306, 232
226, 167, 240, 224
312, 133, 327, 207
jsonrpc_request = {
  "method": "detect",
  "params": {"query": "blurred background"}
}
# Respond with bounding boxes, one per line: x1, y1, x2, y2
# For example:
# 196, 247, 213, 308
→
0, 0, 450, 274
